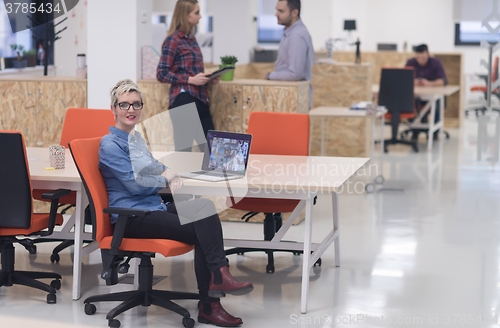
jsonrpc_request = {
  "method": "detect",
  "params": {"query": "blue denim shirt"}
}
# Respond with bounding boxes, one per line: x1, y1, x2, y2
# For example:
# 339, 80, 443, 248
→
99, 127, 168, 223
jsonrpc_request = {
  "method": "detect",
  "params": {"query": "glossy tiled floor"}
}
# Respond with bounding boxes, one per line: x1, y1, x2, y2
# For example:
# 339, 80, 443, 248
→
2, 117, 500, 328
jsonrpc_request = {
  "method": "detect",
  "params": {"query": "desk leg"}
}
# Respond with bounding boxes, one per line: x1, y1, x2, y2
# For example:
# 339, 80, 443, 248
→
72, 188, 85, 300
300, 197, 314, 314
427, 97, 437, 151
332, 192, 340, 267
321, 117, 325, 156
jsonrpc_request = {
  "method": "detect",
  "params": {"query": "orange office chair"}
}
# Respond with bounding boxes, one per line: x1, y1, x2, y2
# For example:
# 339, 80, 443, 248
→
225, 112, 315, 273
69, 137, 199, 328
31, 108, 115, 263
466, 56, 500, 117
0, 131, 70, 303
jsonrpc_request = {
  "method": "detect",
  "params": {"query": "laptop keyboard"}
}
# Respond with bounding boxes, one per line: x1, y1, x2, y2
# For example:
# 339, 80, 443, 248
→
191, 171, 229, 177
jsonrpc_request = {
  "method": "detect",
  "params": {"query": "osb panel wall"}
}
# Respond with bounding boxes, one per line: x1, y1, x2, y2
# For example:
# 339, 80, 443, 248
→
0, 80, 86, 147
234, 62, 373, 157
332, 51, 463, 127
311, 63, 372, 108
139, 80, 308, 147
208, 82, 308, 133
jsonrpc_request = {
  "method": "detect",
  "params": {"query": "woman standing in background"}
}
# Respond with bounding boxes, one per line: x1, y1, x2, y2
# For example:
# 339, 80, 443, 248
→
157, 0, 219, 151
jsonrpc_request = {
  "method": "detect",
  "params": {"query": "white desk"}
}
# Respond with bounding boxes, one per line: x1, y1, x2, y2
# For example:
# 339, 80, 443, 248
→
309, 106, 387, 156
161, 152, 369, 313
27, 148, 369, 314
372, 84, 459, 150
27, 147, 98, 301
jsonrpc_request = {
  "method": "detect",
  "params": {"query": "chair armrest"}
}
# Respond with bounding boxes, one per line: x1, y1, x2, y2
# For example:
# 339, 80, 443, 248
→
38, 189, 72, 236
104, 207, 150, 255
103, 207, 150, 217
478, 74, 488, 84
41, 188, 71, 200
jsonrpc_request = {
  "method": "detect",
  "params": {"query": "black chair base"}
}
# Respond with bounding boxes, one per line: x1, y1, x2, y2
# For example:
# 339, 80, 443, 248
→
225, 213, 322, 273
29, 238, 93, 263
0, 243, 61, 304
465, 107, 500, 117
383, 138, 419, 153
84, 255, 200, 328
400, 128, 450, 142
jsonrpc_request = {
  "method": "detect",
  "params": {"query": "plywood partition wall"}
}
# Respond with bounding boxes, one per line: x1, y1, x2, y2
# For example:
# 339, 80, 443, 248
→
332, 51, 464, 128
232, 62, 374, 157
0, 77, 87, 147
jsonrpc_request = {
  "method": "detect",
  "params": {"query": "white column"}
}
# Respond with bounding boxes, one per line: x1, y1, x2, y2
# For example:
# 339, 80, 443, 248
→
87, 0, 152, 109
198, 0, 207, 34
212, 0, 258, 65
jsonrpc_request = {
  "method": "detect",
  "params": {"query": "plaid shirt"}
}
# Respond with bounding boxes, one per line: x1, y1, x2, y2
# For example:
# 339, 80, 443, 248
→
156, 30, 208, 107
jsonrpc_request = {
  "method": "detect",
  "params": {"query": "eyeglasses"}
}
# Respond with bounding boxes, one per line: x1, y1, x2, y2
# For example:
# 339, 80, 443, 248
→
114, 102, 143, 111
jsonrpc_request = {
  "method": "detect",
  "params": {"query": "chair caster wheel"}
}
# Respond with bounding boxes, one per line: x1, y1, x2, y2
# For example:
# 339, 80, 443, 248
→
27, 245, 37, 255
47, 293, 56, 304
50, 279, 61, 290
375, 175, 384, 185
109, 319, 121, 328
183, 317, 195, 328
84, 303, 97, 315
266, 264, 275, 273
50, 253, 60, 263
365, 183, 375, 193
314, 258, 322, 267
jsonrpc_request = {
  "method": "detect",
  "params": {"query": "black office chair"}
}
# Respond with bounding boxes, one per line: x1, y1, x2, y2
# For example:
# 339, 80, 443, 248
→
378, 67, 418, 152
0, 131, 70, 303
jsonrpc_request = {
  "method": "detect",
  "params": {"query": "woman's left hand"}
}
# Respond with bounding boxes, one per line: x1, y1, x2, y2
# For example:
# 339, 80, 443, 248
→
211, 76, 221, 85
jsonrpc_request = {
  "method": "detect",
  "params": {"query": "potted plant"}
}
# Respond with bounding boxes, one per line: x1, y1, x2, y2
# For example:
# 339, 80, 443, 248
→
219, 55, 238, 81
22, 49, 37, 67
10, 44, 28, 69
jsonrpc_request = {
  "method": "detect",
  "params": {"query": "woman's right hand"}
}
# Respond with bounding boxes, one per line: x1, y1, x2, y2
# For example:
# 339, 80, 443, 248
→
162, 169, 183, 194
188, 73, 209, 86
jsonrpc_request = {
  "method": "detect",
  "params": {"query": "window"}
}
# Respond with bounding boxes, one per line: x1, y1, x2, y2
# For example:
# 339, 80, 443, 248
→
257, 0, 282, 43
455, 22, 500, 46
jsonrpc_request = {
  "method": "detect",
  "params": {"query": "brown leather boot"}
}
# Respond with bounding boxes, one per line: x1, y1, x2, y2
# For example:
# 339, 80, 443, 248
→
198, 301, 243, 327
208, 265, 253, 298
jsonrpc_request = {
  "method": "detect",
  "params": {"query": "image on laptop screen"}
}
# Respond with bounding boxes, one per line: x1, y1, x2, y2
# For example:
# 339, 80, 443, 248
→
208, 137, 250, 173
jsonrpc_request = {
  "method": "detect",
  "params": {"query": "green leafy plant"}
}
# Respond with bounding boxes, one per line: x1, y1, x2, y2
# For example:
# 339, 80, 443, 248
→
22, 49, 37, 56
220, 55, 238, 66
10, 44, 24, 53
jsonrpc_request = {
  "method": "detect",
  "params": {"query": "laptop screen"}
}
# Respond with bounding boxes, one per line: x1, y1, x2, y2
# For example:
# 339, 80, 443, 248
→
202, 131, 252, 175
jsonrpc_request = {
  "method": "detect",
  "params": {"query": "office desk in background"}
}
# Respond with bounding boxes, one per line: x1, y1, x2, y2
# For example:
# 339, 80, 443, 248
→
372, 84, 460, 150
27, 147, 96, 301
309, 106, 387, 156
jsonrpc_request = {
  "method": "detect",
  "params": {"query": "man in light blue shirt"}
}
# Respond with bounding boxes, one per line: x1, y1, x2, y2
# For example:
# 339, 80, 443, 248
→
266, 0, 314, 107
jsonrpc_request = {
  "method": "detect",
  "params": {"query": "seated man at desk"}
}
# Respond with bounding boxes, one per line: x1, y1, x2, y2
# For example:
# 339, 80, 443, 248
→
265, 0, 314, 107
405, 44, 448, 140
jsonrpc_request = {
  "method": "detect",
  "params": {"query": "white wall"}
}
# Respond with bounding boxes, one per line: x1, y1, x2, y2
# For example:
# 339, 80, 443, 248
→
331, 0, 489, 74
54, 0, 87, 77
87, 0, 152, 109
212, 0, 258, 65
301, 0, 333, 51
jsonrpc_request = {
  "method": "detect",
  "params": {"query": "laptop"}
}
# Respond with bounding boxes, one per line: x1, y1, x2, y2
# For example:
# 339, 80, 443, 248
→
179, 130, 252, 182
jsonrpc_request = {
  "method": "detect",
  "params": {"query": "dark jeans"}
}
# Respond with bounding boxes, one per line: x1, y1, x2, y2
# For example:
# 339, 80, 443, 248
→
123, 198, 227, 303
170, 93, 214, 152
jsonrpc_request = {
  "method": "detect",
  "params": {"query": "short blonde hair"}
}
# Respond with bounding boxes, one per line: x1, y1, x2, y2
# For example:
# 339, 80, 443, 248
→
110, 79, 142, 107
167, 0, 198, 37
